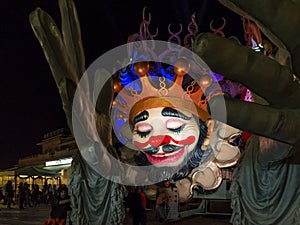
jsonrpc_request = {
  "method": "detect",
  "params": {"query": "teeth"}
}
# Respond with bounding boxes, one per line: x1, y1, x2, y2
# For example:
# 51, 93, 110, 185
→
153, 148, 183, 157
154, 153, 172, 158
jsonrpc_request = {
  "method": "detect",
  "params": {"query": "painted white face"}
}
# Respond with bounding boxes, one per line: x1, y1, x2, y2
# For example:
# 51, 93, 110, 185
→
132, 107, 200, 167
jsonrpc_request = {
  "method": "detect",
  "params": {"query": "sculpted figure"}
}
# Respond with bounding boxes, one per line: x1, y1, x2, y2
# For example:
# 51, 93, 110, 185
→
30, 0, 300, 224
194, 1, 300, 224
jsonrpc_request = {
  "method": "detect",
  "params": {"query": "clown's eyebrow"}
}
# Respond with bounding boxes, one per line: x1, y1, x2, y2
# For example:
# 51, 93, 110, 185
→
161, 107, 191, 120
133, 110, 149, 125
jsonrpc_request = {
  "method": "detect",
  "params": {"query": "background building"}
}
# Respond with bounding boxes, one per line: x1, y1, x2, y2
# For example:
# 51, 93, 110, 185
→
0, 128, 76, 194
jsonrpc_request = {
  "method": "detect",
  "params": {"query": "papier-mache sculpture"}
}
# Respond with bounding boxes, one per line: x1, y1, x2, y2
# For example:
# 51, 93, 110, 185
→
30, 0, 300, 224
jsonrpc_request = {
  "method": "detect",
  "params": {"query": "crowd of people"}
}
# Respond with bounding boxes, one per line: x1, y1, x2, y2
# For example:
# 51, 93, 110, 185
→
124, 181, 178, 225
0, 181, 67, 209
0, 181, 72, 225
0, 180, 177, 225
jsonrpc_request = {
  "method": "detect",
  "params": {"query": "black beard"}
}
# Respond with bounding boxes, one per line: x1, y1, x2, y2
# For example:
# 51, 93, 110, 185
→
134, 145, 212, 182
149, 156, 193, 181
134, 120, 209, 182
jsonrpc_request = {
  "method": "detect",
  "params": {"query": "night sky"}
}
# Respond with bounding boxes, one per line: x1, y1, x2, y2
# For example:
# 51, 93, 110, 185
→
0, 0, 243, 169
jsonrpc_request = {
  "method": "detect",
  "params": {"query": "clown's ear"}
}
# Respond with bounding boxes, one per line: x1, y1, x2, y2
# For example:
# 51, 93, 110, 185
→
201, 119, 215, 151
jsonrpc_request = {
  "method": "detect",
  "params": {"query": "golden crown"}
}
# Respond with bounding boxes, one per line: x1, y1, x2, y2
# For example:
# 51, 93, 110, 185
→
112, 58, 215, 125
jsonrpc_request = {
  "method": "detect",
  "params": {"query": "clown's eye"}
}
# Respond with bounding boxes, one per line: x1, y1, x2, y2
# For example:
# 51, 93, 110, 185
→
136, 130, 151, 138
166, 119, 185, 134
168, 125, 185, 134
134, 123, 152, 138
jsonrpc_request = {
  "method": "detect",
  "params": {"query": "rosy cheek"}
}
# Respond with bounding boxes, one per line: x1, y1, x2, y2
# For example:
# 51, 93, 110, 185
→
134, 141, 148, 149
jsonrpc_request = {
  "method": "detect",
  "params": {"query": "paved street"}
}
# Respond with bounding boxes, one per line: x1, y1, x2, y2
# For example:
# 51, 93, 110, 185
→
123, 210, 232, 225
0, 202, 232, 225
0, 203, 51, 225
123, 201, 232, 225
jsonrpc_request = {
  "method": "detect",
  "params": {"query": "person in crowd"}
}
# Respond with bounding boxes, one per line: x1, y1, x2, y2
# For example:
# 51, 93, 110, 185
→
5, 180, 14, 209
47, 184, 54, 204
18, 182, 25, 209
42, 182, 48, 204
136, 187, 147, 210
52, 184, 58, 198
124, 186, 135, 213
0, 186, 4, 210
31, 184, 40, 206
155, 180, 172, 223
0, 186, 4, 201
126, 186, 147, 225
24, 182, 32, 207
43, 185, 72, 225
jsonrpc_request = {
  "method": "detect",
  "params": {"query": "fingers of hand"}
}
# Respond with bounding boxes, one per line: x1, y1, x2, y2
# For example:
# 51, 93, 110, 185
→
209, 94, 300, 145
193, 33, 300, 107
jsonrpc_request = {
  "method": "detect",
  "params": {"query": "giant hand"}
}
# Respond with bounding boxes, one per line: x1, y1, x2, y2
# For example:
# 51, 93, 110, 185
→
194, 1, 300, 146
29, 0, 123, 224
193, 1, 300, 224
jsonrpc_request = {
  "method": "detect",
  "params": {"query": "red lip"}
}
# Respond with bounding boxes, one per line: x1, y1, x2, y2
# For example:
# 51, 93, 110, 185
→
145, 146, 186, 165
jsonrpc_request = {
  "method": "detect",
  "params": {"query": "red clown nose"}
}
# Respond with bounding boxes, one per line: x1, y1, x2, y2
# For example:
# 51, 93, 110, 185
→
149, 135, 171, 147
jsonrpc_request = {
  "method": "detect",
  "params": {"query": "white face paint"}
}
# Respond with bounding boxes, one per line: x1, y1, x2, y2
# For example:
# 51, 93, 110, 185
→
132, 107, 200, 167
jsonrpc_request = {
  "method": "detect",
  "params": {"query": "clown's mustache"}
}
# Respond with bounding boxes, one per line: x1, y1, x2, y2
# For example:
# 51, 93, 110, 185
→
142, 145, 183, 154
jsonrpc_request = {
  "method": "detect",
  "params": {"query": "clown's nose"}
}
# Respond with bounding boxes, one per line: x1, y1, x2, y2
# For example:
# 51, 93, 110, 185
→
149, 135, 171, 147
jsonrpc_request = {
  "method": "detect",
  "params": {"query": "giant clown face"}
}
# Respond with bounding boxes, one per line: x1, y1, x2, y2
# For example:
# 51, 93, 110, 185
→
132, 106, 200, 167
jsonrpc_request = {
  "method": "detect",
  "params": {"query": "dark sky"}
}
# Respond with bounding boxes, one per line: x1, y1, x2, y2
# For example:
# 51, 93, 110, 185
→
0, 0, 243, 169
